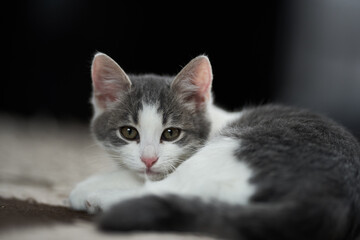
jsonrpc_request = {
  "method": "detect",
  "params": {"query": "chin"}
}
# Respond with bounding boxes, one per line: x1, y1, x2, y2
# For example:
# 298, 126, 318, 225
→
136, 170, 166, 181
148, 173, 165, 181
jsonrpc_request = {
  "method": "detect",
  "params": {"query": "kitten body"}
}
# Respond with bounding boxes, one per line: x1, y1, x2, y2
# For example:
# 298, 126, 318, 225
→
69, 53, 360, 239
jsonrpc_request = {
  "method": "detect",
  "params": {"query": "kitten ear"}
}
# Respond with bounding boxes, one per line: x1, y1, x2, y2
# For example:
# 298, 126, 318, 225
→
171, 55, 213, 109
91, 52, 131, 113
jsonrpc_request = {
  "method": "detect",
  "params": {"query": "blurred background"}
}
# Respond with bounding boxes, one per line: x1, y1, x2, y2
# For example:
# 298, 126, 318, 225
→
2, 0, 360, 138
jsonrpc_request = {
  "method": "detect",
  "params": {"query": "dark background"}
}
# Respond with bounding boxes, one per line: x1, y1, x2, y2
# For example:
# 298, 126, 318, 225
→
2, 1, 285, 120
2, 1, 360, 139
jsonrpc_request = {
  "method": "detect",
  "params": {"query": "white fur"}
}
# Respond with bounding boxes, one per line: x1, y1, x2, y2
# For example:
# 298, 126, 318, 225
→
111, 103, 164, 173
207, 104, 243, 138
80, 136, 255, 213
147, 137, 255, 204
137, 103, 163, 159
137, 104, 186, 179
69, 169, 143, 211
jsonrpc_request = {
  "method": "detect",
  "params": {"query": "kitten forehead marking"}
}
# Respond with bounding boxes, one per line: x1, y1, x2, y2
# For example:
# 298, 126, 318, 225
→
137, 103, 163, 158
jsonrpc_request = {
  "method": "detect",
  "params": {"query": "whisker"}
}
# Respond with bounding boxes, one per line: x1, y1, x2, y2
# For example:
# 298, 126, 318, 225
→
83, 143, 100, 150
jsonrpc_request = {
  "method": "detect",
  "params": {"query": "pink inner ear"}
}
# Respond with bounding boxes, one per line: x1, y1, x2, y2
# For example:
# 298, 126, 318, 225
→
92, 62, 118, 108
191, 57, 213, 103
194, 63, 212, 101
91, 53, 131, 110
93, 81, 120, 108
172, 55, 214, 108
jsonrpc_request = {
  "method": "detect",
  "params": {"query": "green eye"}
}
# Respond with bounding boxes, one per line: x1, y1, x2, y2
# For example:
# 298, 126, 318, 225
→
119, 126, 139, 141
161, 128, 181, 141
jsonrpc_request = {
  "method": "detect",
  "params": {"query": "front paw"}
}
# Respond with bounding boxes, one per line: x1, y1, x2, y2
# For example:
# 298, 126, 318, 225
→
68, 184, 107, 213
85, 189, 137, 214
69, 189, 112, 214
84, 190, 116, 214
68, 186, 89, 211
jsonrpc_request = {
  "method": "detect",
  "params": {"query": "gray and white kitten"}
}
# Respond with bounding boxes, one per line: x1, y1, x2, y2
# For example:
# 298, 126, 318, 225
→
69, 53, 360, 240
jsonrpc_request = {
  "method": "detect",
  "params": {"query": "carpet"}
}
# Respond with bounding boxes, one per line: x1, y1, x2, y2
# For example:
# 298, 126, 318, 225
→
0, 115, 213, 240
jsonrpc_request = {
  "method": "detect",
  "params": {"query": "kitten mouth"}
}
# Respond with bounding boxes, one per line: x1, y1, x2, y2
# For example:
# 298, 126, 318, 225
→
137, 169, 160, 175
146, 169, 159, 175
136, 169, 165, 181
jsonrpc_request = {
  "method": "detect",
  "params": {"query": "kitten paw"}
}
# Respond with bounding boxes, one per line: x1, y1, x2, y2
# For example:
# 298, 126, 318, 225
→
69, 187, 109, 213
86, 189, 137, 214
68, 171, 143, 212
84, 191, 111, 214
68, 187, 88, 211
85, 198, 103, 214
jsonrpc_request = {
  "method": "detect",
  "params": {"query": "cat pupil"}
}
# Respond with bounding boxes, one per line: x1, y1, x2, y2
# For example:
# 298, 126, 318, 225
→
162, 128, 180, 141
120, 126, 138, 140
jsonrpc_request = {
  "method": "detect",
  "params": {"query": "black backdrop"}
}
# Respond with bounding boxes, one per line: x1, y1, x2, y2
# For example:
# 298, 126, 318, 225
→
2, 1, 286, 122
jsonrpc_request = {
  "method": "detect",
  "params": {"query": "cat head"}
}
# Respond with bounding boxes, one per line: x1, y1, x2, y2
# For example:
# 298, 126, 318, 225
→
90, 53, 213, 181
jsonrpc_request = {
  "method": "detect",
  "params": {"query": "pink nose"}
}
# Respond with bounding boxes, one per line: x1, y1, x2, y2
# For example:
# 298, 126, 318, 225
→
141, 156, 158, 169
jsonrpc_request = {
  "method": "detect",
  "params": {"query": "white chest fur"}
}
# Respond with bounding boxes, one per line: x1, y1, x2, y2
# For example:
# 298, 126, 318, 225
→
146, 136, 255, 205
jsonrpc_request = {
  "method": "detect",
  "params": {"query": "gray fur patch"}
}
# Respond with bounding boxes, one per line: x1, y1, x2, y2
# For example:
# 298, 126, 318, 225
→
222, 105, 360, 203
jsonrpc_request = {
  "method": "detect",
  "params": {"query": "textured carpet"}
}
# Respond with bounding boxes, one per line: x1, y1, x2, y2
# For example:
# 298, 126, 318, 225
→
0, 115, 213, 240
0, 197, 93, 230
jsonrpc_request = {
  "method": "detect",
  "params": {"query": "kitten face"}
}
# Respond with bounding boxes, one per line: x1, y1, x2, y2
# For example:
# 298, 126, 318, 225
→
91, 54, 213, 181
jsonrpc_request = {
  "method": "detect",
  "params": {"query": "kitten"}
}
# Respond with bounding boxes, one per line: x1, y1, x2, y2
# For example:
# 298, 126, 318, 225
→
69, 53, 360, 240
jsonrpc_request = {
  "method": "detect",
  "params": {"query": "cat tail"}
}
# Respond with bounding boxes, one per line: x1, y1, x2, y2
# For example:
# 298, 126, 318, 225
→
98, 194, 356, 240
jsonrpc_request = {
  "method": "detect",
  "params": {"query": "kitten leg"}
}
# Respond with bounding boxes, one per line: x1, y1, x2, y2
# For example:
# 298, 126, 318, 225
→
69, 169, 143, 211
85, 188, 143, 213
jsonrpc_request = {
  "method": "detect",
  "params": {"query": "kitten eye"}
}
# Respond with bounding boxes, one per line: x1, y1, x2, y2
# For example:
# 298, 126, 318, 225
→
161, 128, 181, 142
119, 126, 139, 141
